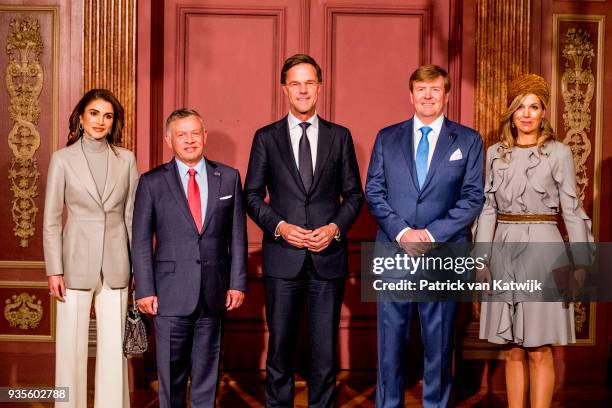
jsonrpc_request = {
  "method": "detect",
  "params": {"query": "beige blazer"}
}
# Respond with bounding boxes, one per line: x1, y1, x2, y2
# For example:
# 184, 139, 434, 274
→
43, 141, 139, 289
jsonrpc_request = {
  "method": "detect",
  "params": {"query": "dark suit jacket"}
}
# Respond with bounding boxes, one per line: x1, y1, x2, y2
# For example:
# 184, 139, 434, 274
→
245, 116, 363, 279
366, 117, 484, 243
132, 158, 247, 316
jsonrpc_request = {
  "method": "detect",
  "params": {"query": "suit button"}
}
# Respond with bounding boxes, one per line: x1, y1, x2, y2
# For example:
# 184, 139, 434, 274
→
305, 199, 310, 205
417, 198, 423, 204
198, 236, 202, 241
196, 260, 201, 264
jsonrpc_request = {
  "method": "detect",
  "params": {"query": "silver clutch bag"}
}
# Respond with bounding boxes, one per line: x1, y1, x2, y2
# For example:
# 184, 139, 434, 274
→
123, 289, 148, 357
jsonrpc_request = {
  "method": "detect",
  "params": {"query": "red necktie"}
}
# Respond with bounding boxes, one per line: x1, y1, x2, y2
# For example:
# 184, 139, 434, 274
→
187, 168, 202, 232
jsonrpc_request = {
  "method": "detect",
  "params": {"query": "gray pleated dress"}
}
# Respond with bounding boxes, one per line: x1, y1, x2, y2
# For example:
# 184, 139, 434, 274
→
473, 141, 593, 347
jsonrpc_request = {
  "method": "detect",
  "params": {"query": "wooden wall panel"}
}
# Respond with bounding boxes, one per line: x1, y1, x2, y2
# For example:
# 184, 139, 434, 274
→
0, 0, 82, 389
325, 8, 430, 241
543, 0, 612, 387
312, 1, 452, 369
551, 15, 603, 240
154, 1, 298, 371
162, 2, 302, 250
330, 11, 424, 167
83, 0, 137, 151
474, 0, 531, 147
180, 9, 285, 188
544, 0, 612, 388
0, 7, 58, 264
461, 0, 612, 390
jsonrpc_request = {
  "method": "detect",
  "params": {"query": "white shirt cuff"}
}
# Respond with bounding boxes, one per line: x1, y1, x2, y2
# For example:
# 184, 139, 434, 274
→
396, 227, 410, 243
395, 227, 436, 243
329, 223, 341, 241
274, 221, 286, 237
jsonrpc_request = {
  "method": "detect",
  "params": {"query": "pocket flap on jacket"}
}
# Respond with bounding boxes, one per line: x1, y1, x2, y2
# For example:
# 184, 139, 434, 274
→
155, 261, 175, 273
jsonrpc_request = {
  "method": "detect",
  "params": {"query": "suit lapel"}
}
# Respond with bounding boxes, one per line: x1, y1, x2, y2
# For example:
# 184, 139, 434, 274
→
400, 119, 420, 192
101, 148, 119, 204
163, 159, 199, 234
66, 141, 103, 206
273, 116, 307, 195
421, 118, 456, 191
310, 118, 335, 193
201, 159, 221, 236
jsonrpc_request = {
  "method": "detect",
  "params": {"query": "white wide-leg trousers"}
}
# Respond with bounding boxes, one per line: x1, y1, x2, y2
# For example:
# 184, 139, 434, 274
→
55, 277, 130, 408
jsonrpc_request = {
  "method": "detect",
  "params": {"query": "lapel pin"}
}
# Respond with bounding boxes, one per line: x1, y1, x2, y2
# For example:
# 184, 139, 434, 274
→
214, 171, 221, 176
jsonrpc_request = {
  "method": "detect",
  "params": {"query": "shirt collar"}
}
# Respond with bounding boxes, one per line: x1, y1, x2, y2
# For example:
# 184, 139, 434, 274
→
175, 156, 206, 178
413, 114, 445, 136
288, 111, 318, 131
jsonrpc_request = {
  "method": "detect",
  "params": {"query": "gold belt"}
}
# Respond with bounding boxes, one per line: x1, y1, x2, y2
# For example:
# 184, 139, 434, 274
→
497, 213, 557, 223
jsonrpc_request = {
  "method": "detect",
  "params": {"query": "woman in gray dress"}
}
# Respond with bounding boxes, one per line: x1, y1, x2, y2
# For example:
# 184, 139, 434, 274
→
473, 74, 592, 408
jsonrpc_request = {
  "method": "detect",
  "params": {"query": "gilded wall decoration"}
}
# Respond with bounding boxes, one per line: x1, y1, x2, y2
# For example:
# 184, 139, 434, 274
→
4, 292, 43, 330
5, 18, 43, 248
0, 281, 54, 341
561, 28, 594, 205
574, 301, 587, 334
551, 15, 604, 346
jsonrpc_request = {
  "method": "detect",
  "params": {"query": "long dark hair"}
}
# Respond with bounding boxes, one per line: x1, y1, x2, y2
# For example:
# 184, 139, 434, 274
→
67, 89, 125, 147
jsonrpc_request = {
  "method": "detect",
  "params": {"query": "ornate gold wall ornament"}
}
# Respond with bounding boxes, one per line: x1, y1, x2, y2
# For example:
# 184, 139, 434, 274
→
4, 292, 43, 330
5, 18, 44, 247
561, 28, 594, 205
574, 301, 586, 334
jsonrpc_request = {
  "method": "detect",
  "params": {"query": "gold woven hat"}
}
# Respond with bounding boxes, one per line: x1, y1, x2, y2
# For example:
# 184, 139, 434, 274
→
507, 73, 550, 106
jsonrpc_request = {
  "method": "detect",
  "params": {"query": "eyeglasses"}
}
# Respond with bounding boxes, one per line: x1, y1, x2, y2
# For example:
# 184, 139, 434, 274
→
285, 81, 320, 91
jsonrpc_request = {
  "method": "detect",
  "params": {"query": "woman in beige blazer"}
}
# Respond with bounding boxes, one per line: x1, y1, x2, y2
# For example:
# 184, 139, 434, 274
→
43, 89, 138, 408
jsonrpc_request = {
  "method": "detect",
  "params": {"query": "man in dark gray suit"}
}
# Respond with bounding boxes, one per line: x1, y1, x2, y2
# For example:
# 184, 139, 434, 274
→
133, 109, 247, 408
245, 54, 363, 408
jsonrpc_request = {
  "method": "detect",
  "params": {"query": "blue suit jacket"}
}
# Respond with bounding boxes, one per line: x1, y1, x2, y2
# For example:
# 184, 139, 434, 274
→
365, 117, 484, 243
132, 158, 247, 316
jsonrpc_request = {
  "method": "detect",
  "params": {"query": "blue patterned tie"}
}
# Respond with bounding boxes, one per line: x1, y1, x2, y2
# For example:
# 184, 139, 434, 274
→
416, 126, 432, 188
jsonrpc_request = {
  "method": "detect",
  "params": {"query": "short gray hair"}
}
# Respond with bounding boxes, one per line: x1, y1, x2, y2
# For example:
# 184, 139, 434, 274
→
165, 108, 205, 134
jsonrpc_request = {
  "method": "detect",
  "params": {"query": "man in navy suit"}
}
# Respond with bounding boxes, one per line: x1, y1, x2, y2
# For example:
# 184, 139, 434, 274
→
245, 54, 363, 407
132, 109, 247, 408
365, 65, 484, 407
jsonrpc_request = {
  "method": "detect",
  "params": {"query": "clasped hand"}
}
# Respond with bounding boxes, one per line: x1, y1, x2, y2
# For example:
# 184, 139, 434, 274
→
278, 223, 338, 252
398, 228, 432, 256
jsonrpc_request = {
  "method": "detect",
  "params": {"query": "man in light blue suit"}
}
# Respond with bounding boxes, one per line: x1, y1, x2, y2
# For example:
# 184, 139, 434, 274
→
365, 65, 484, 407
